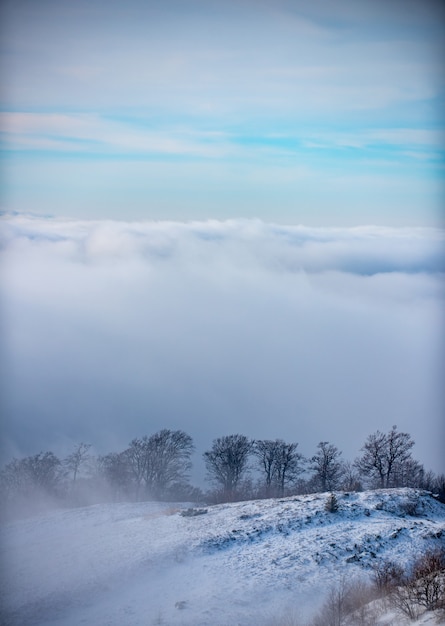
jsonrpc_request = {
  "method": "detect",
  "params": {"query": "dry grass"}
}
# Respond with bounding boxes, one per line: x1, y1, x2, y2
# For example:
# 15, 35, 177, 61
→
143, 507, 180, 520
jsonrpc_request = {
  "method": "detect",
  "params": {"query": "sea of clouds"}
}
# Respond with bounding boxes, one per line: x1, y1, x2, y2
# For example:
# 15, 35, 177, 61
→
1, 214, 444, 480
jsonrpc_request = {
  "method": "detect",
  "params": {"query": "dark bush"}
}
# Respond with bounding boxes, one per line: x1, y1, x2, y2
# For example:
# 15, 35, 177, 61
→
325, 492, 339, 513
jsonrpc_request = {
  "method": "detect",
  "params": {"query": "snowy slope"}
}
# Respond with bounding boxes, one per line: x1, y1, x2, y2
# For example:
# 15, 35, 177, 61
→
1, 489, 444, 625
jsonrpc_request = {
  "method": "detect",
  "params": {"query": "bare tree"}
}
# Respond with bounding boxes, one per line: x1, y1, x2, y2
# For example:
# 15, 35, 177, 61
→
274, 441, 305, 497
97, 452, 133, 500
418, 469, 437, 492
355, 429, 387, 488
125, 429, 194, 500
0, 458, 26, 498
64, 442, 91, 484
253, 439, 281, 497
393, 458, 425, 488
21, 451, 63, 494
310, 441, 343, 492
204, 434, 252, 498
145, 429, 194, 498
124, 436, 151, 498
253, 439, 305, 497
433, 473, 445, 503
0, 451, 64, 517
385, 426, 416, 487
355, 426, 416, 489
340, 461, 362, 492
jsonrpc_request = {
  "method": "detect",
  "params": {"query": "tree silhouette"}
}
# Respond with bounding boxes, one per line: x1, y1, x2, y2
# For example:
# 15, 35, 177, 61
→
204, 434, 252, 498
355, 426, 416, 488
310, 441, 343, 492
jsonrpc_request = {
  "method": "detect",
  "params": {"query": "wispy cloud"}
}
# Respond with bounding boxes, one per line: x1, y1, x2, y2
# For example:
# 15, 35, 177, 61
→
0, 113, 233, 158
2, 112, 443, 172
1, 0, 443, 223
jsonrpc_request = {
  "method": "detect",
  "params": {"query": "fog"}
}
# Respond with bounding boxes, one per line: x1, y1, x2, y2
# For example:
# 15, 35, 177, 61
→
1, 214, 444, 481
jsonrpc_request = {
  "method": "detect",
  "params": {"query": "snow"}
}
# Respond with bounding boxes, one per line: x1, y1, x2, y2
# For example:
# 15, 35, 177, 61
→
1, 489, 444, 625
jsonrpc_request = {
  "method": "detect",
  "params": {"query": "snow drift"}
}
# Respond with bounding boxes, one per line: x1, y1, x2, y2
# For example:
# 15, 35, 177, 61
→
1, 488, 444, 625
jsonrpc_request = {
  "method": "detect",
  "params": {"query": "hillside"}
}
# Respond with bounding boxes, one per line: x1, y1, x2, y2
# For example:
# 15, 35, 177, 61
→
1, 489, 444, 625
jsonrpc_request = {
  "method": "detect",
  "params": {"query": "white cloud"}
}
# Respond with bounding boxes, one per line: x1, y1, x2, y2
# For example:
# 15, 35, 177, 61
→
1, 214, 444, 480
0, 112, 232, 158
301, 128, 445, 151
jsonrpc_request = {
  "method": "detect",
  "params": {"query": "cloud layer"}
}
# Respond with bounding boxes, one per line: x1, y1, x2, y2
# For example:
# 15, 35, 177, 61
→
1, 214, 444, 480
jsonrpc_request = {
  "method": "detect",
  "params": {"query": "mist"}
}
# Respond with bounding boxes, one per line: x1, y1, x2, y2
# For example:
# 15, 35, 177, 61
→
1, 214, 444, 481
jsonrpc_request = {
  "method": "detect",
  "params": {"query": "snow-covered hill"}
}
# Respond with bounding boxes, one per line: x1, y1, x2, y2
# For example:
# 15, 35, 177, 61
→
1, 489, 444, 625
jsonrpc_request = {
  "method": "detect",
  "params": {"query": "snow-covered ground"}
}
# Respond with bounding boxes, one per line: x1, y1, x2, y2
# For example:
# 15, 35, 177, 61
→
1, 489, 444, 625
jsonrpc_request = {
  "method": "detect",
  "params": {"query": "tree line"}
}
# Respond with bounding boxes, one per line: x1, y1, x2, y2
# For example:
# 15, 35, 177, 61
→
204, 427, 443, 502
1, 425, 444, 518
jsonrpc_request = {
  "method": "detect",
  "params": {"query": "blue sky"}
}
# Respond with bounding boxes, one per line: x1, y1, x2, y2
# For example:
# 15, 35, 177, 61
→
1, 0, 444, 225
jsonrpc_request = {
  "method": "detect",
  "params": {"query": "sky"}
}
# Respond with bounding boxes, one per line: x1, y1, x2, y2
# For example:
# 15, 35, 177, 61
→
0, 0, 444, 482
1, 0, 444, 225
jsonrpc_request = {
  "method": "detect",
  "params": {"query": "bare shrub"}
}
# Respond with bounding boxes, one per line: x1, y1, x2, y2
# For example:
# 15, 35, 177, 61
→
410, 547, 445, 611
399, 496, 420, 517
387, 548, 445, 620
180, 507, 208, 517
344, 579, 379, 624
372, 560, 404, 595
310, 577, 378, 626
390, 584, 422, 621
